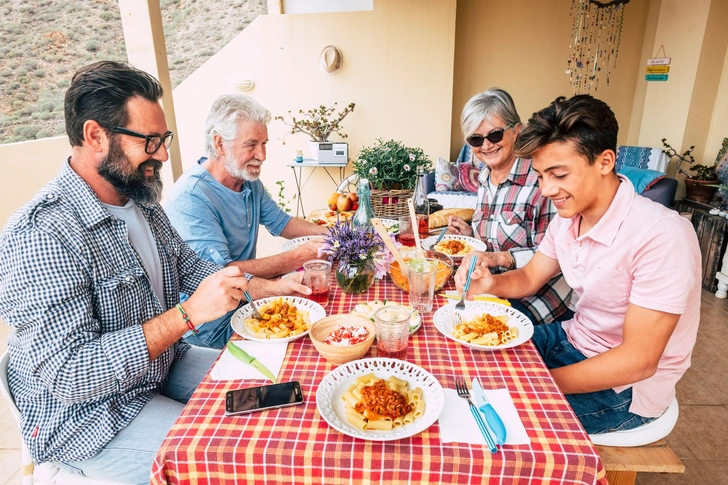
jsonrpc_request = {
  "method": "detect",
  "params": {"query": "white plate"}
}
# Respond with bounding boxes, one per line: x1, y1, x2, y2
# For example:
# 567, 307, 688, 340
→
432, 301, 534, 350
421, 234, 486, 260
230, 297, 326, 343
350, 301, 422, 335
282, 235, 326, 252
316, 358, 444, 441
380, 218, 399, 235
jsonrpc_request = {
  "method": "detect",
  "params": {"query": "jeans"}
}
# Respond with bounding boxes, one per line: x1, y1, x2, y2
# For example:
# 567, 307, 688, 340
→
56, 346, 220, 485
531, 322, 656, 434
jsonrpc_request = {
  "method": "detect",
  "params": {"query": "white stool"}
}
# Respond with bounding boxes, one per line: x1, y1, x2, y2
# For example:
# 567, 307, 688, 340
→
589, 397, 679, 447
0, 352, 131, 485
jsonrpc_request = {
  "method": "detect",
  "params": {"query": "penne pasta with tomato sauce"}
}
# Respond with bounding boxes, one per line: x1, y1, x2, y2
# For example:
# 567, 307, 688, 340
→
342, 375, 426, 431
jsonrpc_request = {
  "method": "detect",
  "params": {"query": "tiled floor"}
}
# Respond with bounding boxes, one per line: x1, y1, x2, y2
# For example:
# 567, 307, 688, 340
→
1, 290, 727, 485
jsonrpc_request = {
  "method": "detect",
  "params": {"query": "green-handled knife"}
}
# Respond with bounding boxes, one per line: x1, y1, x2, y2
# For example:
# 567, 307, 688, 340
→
226, 342, 277, 383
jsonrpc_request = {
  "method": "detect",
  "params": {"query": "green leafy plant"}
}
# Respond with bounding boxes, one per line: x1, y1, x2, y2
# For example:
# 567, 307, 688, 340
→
352, 138, 432, 190
275, 102, 355, 143
265, 180, 296, 214
662, 138, 717, 181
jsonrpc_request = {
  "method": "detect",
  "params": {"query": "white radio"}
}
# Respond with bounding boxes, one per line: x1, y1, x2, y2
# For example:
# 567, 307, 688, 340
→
311, 142, 348, 164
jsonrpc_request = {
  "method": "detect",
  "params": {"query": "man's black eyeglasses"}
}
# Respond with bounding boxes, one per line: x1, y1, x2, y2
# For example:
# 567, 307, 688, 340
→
466, 126, 511, 148
111, 127, 175, 154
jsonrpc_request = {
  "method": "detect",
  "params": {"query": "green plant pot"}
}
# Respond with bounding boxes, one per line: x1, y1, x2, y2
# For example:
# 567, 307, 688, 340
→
335, 260, 375, 294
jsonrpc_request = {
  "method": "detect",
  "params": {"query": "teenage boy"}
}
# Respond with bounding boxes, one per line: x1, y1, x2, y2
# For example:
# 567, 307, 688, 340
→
455, 95, 701, 434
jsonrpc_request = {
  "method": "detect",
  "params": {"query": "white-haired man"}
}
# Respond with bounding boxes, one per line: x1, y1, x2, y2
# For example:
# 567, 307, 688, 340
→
166, 94, 327, 348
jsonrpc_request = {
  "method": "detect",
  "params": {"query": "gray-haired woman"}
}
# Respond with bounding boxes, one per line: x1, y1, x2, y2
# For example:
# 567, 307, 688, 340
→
449, 88, 573, 325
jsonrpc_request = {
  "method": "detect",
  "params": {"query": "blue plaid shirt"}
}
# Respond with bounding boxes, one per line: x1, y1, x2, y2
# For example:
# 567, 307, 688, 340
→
0, 160, 221, 463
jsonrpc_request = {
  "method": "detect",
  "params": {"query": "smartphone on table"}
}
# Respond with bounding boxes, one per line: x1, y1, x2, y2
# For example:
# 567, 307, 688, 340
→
225, 381, 304, 416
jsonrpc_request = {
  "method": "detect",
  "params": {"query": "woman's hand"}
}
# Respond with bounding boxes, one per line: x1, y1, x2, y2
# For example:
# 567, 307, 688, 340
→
447, 215, 474, 236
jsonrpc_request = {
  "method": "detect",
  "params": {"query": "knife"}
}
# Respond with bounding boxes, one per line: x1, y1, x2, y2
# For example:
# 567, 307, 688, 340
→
471, 378, 507, 445
226, 342, 277, 383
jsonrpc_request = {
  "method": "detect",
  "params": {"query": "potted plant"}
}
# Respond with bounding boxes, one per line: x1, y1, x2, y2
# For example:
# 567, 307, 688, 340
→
352, 139, 432, 191
662, 138, 719, 204
275, 102, 355, 160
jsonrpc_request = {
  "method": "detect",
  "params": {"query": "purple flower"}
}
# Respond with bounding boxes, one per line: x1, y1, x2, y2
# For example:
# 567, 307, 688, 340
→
320, 222, 384, 272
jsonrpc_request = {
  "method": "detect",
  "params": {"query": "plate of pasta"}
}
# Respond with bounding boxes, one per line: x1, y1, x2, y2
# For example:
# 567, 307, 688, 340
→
421, 235, 486, 260
230, 296, 326, 343
316, 358, 444, 441
432, 301, 534, 350
281, 235, 326, 252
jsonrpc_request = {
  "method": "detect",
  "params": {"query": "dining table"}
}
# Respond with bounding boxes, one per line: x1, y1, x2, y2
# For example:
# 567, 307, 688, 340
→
150, 275, 608, 485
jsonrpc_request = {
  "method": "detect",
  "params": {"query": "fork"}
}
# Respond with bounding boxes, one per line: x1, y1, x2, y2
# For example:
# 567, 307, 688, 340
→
244, 290, 263, 319
454, 255, 478, 325
455, 376, 498, 454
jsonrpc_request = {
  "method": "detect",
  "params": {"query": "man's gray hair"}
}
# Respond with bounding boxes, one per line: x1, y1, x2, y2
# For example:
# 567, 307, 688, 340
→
460, 88, 521, 140
204, 94, 271, 158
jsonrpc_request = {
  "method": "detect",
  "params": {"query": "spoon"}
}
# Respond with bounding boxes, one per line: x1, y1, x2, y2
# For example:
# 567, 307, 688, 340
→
407, 198, 426, 261
371, 218, 408, 277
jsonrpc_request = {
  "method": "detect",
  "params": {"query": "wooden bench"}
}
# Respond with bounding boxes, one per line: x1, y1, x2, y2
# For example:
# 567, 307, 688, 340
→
596, 440, 684, 485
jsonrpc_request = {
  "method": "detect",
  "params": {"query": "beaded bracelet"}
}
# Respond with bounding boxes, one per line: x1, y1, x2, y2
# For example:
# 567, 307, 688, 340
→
176, 303, 199, 334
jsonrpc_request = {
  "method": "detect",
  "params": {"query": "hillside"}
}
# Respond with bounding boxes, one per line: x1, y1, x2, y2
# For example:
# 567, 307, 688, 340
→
0, 0, 266, 144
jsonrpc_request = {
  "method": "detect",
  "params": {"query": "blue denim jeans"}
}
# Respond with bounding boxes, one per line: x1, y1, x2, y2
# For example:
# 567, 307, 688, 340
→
531, 322, 655, 434
56, 346, 220, 485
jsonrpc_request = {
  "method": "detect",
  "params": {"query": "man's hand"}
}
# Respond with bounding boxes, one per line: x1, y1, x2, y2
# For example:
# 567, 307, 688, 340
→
248, 272, 312, 299
454, 254, 495, 299
184, 266, 248, 324
448, 215, 474, 236
292, 238, 325, 264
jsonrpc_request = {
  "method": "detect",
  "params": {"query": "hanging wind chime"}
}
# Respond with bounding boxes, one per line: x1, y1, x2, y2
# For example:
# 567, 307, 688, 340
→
567, 0, 630, 94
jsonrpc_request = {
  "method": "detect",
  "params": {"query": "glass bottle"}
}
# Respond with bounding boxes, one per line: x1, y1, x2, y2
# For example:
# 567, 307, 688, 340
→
352, 178, 375, 228
412, 166, 430, 239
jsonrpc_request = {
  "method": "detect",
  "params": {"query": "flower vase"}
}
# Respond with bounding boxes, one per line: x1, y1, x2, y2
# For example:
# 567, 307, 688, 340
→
335, 260, 375, 294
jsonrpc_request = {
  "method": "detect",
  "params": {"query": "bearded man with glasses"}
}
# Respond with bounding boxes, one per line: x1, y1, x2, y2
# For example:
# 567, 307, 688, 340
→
447, 88, 573, 326
0, 61, 305, 484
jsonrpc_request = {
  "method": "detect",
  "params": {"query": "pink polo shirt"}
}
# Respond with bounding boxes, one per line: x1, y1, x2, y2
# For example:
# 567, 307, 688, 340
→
538, 175, 701, 417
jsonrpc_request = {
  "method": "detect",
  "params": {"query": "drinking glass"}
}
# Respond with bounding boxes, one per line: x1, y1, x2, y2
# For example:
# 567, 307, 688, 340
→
374, 305, 412, 360
302, 260, 332, 306
407, 259, 436, 312
397, 215, 416, 247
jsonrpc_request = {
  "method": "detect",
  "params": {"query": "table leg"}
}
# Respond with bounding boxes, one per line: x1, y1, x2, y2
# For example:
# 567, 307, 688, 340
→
290, 167, 305, 218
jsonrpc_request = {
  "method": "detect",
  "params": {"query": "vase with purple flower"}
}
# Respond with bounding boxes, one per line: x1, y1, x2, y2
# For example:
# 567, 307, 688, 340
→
319, 222, 385, 294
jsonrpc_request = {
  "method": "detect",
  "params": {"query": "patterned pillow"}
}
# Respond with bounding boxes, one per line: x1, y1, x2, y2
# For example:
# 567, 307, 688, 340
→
435, 157, 463, 192
458, 163, 480, 193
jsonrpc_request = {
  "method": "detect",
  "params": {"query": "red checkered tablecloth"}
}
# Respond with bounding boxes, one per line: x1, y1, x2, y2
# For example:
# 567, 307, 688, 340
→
151, 278, 608, 485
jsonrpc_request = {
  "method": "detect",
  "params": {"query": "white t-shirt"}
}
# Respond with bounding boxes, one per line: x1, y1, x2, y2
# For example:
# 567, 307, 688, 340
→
103, 200, 167, 310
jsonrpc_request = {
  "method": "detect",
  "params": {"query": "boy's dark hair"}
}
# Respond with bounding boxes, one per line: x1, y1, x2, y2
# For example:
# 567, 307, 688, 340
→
514, 95, 618, 165
64, 61, 163, 147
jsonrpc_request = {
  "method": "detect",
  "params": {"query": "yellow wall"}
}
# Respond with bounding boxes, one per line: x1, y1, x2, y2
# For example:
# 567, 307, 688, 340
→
450, 0, 652, 160
0, 137, 69, 226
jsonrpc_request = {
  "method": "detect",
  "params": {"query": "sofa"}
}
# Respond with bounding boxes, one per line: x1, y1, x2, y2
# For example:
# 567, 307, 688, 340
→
426, 145, 678, 210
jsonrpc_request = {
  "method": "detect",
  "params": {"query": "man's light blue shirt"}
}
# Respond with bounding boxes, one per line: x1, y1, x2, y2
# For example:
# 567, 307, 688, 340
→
166, 157, 291, 267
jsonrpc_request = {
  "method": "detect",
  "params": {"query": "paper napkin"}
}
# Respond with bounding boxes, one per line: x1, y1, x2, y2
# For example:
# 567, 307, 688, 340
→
438, 388, 530, 445
210, 340, 288, 381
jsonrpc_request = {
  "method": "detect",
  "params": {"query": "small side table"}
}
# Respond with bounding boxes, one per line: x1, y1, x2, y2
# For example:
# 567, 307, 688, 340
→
675, 199, 728, 295
287, 159, 348, 217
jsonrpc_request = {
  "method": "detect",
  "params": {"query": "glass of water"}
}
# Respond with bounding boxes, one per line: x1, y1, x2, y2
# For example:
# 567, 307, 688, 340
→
407, 258, 437, 312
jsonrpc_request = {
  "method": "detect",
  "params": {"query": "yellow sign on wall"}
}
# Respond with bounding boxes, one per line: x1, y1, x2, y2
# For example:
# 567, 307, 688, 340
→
646, 65, 670, 74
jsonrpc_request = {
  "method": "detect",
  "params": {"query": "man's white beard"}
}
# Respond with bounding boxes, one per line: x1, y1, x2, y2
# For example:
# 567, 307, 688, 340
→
225, 157, 260, 182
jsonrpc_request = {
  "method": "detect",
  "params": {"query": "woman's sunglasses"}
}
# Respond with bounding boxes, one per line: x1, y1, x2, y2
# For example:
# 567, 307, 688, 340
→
466, 126, 511, 148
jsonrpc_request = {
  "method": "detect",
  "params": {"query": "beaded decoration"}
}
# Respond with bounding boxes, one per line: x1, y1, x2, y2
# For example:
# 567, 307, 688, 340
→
567, 0, 630, 94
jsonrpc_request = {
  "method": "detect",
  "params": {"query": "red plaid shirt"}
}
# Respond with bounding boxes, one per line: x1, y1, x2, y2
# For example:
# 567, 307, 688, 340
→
472, 157, 572, 325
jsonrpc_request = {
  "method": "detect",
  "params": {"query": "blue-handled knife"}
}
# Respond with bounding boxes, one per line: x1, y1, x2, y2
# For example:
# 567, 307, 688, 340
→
471, 378, 507, 445
226, 342, 277, 383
